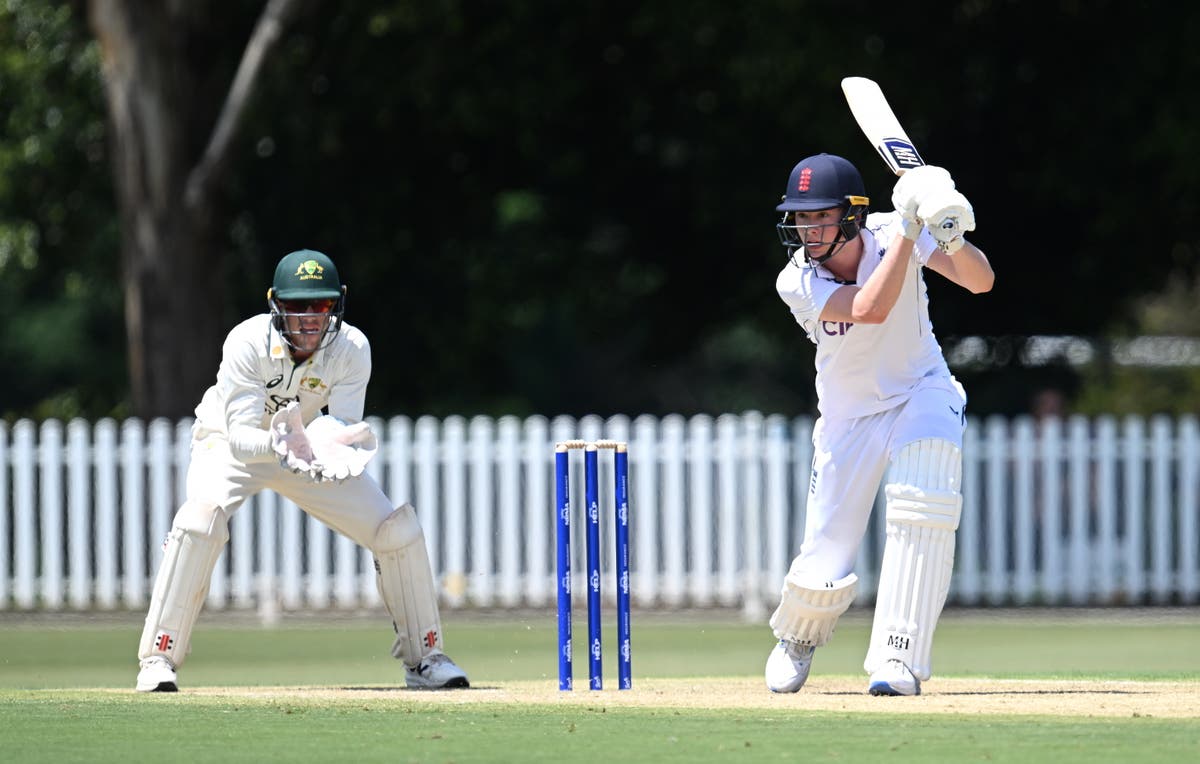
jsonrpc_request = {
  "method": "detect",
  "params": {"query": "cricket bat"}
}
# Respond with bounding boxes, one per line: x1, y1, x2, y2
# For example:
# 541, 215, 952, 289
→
840, 77, 925, 176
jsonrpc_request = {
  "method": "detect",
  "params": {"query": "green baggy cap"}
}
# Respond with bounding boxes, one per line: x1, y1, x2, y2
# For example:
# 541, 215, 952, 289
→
272, 249, 342, 299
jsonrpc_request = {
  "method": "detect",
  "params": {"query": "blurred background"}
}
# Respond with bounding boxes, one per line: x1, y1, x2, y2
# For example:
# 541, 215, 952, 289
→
3, 0, 1198, 424
2, 2, 1198, 621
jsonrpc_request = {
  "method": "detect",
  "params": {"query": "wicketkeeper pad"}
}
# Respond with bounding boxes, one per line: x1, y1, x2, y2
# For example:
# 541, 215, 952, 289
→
865, 438, 962, 680
770, 571, 859, 647
138, 501, 229, 667
373, 503, 444, 666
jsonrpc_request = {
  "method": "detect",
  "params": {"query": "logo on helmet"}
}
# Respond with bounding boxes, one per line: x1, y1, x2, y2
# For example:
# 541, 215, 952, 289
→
798, 167, 812, 192
294, 260, 325, 280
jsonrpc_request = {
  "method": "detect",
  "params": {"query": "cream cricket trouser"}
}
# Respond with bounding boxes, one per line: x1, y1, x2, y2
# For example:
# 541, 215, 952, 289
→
187, 433, 395, 543
789, 380, 967, 583
138, 433, 402, 668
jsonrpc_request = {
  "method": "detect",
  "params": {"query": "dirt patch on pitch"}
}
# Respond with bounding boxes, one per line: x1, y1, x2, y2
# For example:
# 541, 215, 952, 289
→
190, 677, 1199, 718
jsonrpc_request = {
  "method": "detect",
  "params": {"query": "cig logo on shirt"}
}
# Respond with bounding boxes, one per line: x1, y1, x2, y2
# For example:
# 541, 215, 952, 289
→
821, 320, 853, 336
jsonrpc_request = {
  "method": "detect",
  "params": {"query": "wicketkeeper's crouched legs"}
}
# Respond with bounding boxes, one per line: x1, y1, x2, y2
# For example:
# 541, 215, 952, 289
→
373, 503, 443, 662
864, 438, 962, 682
372, 503, 469, 688
138, 501, 229, 668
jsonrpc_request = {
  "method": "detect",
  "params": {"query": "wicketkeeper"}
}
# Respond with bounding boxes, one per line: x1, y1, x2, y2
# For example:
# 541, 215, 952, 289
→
765, 154, 994, 695
136, 249, 469, 692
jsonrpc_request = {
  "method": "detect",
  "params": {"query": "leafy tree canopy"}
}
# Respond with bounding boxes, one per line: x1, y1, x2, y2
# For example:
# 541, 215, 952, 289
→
3, 1, 1198, 420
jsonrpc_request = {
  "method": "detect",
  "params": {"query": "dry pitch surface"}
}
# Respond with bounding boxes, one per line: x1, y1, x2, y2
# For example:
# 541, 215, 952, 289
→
175, 677, 1199, 718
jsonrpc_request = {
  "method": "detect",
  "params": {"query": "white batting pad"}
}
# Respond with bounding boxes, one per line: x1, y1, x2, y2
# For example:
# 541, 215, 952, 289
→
865, 438, 963, 680
373, 503, 444, 666
138, 501, 229, 667
769, 571, 859, 647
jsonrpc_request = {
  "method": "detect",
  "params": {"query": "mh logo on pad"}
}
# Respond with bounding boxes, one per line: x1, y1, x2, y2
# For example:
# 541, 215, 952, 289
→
882, 139, 923, 169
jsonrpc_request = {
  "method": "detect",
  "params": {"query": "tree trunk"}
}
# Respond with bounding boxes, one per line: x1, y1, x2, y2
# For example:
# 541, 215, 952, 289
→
87, 0, 304, 418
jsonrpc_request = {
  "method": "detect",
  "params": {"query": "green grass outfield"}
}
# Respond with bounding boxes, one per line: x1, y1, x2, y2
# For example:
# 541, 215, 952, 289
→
1, 608, 1197, 762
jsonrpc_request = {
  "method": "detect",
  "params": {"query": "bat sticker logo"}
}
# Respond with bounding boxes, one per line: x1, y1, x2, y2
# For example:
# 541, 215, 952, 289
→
881, 139, 923, 170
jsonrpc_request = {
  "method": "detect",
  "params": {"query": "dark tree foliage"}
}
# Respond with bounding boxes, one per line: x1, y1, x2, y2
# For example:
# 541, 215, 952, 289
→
0, 3, 121, 420
4, 1, 1198, 419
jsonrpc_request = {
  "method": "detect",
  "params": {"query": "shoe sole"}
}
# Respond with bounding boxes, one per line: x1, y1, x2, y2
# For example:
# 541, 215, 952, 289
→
407, 676, 470, 690
136, 681, 178, 693
868, 681, 918, 697
766, 684, 804, 694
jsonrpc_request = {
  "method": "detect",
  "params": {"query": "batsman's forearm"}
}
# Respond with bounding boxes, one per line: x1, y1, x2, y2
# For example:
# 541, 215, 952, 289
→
952, 242, 994, 294
849, 234, 913, 323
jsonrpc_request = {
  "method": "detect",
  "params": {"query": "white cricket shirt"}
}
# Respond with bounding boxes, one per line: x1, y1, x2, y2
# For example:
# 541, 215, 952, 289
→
775, 211, 956, 420
192, 314, 372, 461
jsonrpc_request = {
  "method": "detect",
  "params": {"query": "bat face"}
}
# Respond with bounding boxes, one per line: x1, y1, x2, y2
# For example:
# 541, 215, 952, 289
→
841, 77, 924, 176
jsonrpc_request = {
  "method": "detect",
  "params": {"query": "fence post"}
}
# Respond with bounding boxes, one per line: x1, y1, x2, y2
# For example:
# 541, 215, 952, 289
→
498, 415, 522, 607
1122, 416, 1146, 601
661, 414, 686, 607
740, 411, 764, 619
1179, 416, 1199, 603
687, 414, 714, 606
40, 420, 64, 609
1007, 417, 1033, 604
0, 421, 8, 610
13, 420, 36, 609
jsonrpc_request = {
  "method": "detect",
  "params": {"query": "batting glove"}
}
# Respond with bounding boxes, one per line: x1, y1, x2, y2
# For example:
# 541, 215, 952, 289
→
917, 187, 975, 254
892, 165, 954, 241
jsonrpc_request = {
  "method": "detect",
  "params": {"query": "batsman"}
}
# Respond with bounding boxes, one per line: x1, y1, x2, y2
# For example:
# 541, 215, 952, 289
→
135, 249, 469, 692
764, 154, 993, 695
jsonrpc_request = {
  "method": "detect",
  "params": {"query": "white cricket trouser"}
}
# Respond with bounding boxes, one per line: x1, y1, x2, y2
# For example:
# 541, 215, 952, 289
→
186, 433, 394, 545
792, 380, 966, 581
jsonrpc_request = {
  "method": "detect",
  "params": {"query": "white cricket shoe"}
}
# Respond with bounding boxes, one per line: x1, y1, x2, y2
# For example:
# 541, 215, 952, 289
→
868, 658, 921, 696
764, 639, 815, 693
136, 655, 178, 693
405, 651, 469, 689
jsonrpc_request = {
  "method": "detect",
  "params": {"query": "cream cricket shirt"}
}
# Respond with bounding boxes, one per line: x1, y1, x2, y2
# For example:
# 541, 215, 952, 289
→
191, 314, 372, 462
775, 211, 956, 420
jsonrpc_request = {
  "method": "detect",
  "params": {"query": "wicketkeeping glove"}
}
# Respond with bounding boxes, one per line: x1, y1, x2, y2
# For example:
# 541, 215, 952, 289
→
917, 187, 975, 254
270, 401, 320, 479
304, 416, 379, 482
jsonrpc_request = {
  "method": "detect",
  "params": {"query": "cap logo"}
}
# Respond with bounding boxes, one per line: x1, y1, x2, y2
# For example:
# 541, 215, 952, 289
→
294, 260, 325, 281
798, 167, 812, 192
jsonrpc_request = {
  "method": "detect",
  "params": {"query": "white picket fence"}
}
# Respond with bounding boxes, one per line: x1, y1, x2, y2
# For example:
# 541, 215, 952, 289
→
1, 412, 1197, 616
